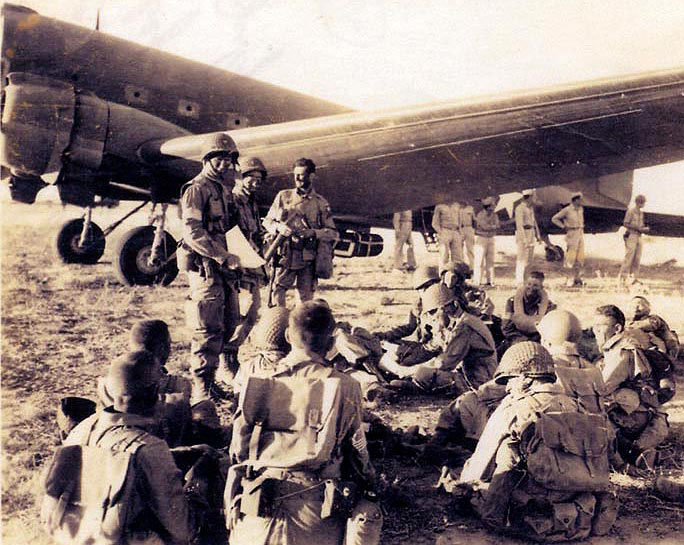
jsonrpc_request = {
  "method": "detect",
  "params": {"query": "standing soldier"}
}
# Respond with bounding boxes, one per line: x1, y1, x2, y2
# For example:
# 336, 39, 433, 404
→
552, 191, 585, 286
263, 158, 338, 306
223, 156, 268, 371
473, 197, 499, 286
618, 194, 649, 287
392, 209, 417, 271
459, 201, 476, 270
432, 200, 463, 270
514, 189, 540, 285
178, 133, 240, 403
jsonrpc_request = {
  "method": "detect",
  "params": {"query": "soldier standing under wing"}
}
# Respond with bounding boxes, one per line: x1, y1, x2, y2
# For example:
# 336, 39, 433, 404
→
551, 191, 585, 287
178, 133, 241, 403
514, 189, 540, 286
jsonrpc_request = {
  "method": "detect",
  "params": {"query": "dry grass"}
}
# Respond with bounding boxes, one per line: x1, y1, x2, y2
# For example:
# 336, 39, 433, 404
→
2, 201, 684, 544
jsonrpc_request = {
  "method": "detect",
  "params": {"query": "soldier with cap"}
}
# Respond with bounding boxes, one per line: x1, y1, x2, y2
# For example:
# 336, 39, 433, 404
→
455, 341, 617, 542
473, 197, 500, 286
514, 189, 541, 285
551, 191, 585, 286
618, 194, 649, 286
432, 200, 463, 270
392, 209, 417, 271
382, 283, 497, 395
625, 295, 680, 360
223, 156, 269, 371
178, 133, 241, 403
263, 158, 338, 306
64, 351, 199, 544
593, 304, 670, 470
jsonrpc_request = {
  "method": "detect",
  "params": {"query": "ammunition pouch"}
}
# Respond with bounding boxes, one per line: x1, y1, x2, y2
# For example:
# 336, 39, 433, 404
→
321, 480, 358, 519
303, 235, 318, 252
239, 475, 278, 518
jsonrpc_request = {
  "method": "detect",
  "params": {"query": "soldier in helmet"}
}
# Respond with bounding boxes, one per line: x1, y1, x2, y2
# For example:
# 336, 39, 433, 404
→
381, 283, 497, 395
223, 156, 269, 372
456, 341, 617, 542
263, 158, 338, 306
178, 133, 241, 403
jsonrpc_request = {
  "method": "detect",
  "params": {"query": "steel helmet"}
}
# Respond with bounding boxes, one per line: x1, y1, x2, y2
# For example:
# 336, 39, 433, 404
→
200, 132, 238, 162
240, 156, 267, 177
537, 309, 582, 345
413, 265, 440, 290
253, 306, 291, 350
494, 341, 556, 384
421, 283, 455, 314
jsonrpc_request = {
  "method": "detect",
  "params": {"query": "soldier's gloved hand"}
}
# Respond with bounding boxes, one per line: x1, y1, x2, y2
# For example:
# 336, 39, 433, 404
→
276, 223, 293, 237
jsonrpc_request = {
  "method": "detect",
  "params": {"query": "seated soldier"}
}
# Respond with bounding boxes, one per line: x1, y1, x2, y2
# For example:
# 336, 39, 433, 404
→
98, 319, 191, 406
441, 261, 502, 346
455, 342, 617, 542
501, 270, 555, 350
380, 283, 497, 395
625, 296, 680, 360
61, 351, 199, 545
538, 309, 607, 414
227, 301, 382, 545
593, 304, 670, 470
97, 320, 226, 448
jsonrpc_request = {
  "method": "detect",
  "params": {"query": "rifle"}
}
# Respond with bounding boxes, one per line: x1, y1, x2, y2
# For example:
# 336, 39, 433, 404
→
264, 213, 310, 307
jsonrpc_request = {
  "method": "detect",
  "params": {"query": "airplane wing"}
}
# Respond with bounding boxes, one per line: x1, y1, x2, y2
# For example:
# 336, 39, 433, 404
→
143, 68, 684, 218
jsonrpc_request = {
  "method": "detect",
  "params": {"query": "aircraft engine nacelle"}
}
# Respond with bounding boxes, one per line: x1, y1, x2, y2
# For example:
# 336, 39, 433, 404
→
1, 72, 188, 182
334, 229, 384, 258
1, 72, 107, 176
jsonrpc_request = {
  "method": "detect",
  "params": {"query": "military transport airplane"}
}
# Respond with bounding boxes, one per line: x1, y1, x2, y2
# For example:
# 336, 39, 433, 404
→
2, 3, 684, 286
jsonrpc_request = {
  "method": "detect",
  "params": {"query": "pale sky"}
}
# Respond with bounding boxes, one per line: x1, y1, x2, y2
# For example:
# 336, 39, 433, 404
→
9, 0, 684, 213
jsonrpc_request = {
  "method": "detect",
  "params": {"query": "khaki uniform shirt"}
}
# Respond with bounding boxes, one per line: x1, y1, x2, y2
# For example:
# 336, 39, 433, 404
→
180, 173, 237, 264
432, 202, 461, 231
460, 205, 475, 230
623, 206, 645, 236
474, 209, 500, 237
263, 188, 337, 268
65, 409, 192, 544
514, 201, 537, 244
552, 204, 584, 231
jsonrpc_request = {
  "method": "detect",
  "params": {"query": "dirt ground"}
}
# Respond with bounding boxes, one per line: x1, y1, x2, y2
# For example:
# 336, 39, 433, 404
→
3, 202, 684, 544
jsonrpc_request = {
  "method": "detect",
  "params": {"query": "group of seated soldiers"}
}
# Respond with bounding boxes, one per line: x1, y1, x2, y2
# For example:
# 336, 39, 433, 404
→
42, 261, 680, 545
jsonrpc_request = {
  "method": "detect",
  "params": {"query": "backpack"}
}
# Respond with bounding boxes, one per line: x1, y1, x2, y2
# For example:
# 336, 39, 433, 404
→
554, 366, 606, 414
525, 411, 611, 492
40, 422, 147, 545
230, 375, 344, 470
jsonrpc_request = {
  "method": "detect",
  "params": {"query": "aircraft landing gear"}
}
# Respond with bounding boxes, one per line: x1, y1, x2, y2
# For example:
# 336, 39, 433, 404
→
55, 208, 106, 264
113, 204, 178, 286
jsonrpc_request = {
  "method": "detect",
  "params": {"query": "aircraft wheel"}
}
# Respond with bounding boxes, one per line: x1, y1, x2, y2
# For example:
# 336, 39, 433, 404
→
55, 218, 106, 264
114, 226, 178, 286
544, 244, 565, 262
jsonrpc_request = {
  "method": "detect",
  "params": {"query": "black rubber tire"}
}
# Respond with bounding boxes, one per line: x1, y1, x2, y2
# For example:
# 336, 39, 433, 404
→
55, 218, 106, 264
544, 244, 565, 262
113, 226, 178, 286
